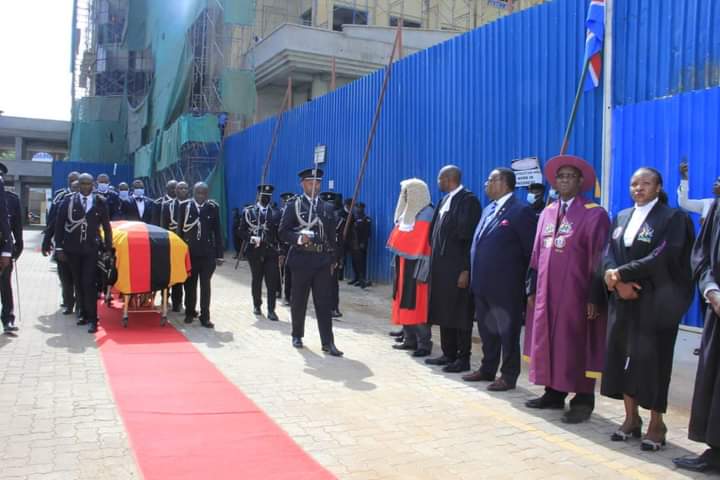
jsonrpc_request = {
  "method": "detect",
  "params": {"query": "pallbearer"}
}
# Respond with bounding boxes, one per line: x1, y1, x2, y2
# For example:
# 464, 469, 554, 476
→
153, 180, 178, 226
238, 184, 282, 321
161, 181, 190, 312
279, 167, 343, 356
177, 182, 224, 328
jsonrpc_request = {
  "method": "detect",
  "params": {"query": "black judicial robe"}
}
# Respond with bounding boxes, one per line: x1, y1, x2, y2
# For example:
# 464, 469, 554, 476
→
601, 202, 695, 412
427, 188, 481, 329
689, 199, 720, 447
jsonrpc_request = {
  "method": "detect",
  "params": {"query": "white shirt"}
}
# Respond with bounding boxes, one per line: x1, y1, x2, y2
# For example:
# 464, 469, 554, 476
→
193, 200, 206, 210
623, 197, 659, 247
135, 196, 145, 218
558, 196, 575, 213
677, 179, 714, 219
80, 194, 93, 213
439, 184, 464, 218
256, 202, 267, 213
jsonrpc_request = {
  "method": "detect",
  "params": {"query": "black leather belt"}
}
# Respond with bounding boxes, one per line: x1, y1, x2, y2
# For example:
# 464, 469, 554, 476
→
299, 244, 325, 253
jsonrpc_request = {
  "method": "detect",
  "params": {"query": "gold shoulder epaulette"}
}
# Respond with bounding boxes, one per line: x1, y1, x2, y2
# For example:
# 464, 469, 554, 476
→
585, 203, 601, 209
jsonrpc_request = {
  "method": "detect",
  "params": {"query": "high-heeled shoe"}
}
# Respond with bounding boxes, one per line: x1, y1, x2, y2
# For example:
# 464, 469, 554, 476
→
641, 426, 667, 452
611, 421, 642, 442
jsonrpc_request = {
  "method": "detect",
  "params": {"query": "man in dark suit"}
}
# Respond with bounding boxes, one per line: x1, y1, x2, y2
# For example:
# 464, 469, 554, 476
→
121, 179, 155, 223
0, 163, 21, 335
54, 173, 113, 334
279, 167, 343, 356
425, 165, 482, 373
177, 182, 224, 327
96, 173, 121, 219
462, 168, 536, 390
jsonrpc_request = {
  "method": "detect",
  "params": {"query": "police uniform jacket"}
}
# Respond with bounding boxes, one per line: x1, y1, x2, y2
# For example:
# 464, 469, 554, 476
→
5, 191, 23, 258
42, 188, 71, 250
279, 195, 338, 269
54, 193, 113, 254
238, 204, 281, 259
177, 199, 224, 259
160, 198, 182, 233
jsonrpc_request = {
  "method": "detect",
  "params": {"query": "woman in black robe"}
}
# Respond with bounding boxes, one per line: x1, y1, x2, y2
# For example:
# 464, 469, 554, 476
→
674, 198, 720, 472
602, 168, 694, 451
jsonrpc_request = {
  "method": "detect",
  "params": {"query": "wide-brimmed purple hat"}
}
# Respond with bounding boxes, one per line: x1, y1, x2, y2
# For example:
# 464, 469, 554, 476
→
544, 155, 596, 193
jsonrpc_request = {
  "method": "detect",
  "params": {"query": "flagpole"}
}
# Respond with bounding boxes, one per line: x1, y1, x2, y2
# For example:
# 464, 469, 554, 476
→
560, 57, 591, 155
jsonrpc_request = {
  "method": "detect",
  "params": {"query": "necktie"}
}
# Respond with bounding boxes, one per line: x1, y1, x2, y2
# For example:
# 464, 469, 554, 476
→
478, 201, 497, 238
81, 196, 87, 212
561, 202, 568, 217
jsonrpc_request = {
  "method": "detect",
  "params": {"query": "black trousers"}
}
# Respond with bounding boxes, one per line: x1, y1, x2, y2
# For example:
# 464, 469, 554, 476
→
57, 258, 76, 310
171, 284, 183, 309
351, 248, 367, 282
184, 256, 216, 321
290, 262, 334, 346
440, 326, 472, 362
0, 262, 14, 325
66, 250, 99, 323
282, 263, 292, 301
544, 387, 595, 408
248, 255, 280, 311
402, 324, 432, 350
475, 294, 522, 384
331, 267, 340, 311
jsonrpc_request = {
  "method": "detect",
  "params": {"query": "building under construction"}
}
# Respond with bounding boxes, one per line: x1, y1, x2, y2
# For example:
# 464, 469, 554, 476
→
69, 0, 542, 192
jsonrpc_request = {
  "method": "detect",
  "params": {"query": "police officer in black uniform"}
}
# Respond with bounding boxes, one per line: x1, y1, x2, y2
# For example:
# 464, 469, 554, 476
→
278, 192, 295, 305
96, 173, 121, 220
320, 192, 344, 318
237, 184, 282, 321
121, 179, 155, 223
54, 173, 113, 334
160, 181, 189, 312
43, 171, 80, 315
349, 201, 372, 288
153, 179, 178, 226
279, 168, 343, 356
0, 163, 21, 335
177, 182, 224, 328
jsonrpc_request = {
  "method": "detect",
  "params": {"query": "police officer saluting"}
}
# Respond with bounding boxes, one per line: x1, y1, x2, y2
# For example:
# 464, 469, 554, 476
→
279, 167, 343, 356
161, 181, 189, 312
0, 163, 21, 335
177, 182, 224, 328
54, 173, 113, 334
238, 184, 282, 321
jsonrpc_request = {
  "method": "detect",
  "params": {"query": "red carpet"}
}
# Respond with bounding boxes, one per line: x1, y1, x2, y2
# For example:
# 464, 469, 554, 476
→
95, 303, 335, 480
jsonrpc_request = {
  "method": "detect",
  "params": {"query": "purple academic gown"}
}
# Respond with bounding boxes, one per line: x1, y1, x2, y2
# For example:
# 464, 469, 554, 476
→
523, 196, 610, 394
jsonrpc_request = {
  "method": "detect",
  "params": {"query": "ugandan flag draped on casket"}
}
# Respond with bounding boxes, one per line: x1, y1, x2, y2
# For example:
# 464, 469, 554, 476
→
110, 221, 190, 294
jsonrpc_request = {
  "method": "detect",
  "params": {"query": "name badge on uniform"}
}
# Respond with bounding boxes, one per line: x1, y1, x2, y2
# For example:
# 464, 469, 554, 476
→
557, 219, 573, 235
637, 224, 654, 243
543, 224, 555, 236
554, 236, 566, 249
612, 226, 623, 240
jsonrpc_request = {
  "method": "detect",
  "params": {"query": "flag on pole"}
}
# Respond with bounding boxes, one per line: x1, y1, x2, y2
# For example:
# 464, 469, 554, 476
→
583, 0, 605, 92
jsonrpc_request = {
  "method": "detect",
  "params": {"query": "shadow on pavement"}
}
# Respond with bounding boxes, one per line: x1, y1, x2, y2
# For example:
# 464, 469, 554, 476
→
37, 311, 96, 354
297, 347, 376, 392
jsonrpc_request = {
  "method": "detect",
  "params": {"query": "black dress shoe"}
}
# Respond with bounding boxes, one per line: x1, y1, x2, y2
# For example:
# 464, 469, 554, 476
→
88, 323, 98, 334
392, 343, 417, 351
412, 348, 432, 357
394, 336, 405, 343
425, 355, 452, 366
200, 320, 215, 329
442, 360, 470, 373
674, 450, 720, 472
282, 299, 291, 306
253, 307, 262, 315
322, 344, 344, 356
331, 309, 343, 318
348, 279, 359, 286
76, 319, 88, 326
6, 324, 18, 332
525, 395, 565, 410
292, 337, 303, 348
267, 311, 279, 322
389, 330, 404, 337
184, 316, 193, 324
561, 405, 593, 424
172, 305, 182, 313
62, 308, 74, 315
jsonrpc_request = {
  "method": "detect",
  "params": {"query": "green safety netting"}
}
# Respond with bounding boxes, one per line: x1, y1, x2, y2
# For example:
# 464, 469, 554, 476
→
221, 69, 257, 117
133, 141, 155, 178
70, 97, 128, 164
221, 0, 256, 25
156, 114, 221, 172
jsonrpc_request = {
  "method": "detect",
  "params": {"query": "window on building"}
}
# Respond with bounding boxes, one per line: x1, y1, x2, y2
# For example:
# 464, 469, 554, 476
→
0, 150, 16, 161
300, 8, 312, 26
389, 16, 422, 28
332, 7, 368, 31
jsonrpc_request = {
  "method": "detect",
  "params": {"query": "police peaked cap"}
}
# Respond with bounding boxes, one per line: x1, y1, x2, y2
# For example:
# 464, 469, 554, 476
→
298, 167, 324, 180
319, 191, 339, 202
257, 184, 275, 195
279, 192, 294, 200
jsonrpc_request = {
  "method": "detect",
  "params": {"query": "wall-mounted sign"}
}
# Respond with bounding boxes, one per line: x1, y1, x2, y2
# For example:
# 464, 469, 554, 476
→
511, 157, 543, 188
314, 144, 327, 164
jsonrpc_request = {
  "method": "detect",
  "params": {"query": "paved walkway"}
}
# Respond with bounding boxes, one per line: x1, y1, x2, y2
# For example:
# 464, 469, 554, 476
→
0, 230, 713, 479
